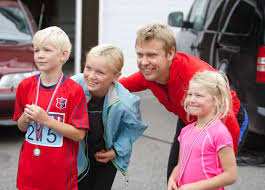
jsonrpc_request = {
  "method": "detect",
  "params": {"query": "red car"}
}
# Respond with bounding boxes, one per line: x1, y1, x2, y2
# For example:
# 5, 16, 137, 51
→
0, 0, 38, 125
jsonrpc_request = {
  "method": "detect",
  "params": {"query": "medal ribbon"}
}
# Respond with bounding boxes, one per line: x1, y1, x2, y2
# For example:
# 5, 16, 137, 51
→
177, 117, 217, 186
34, 73, 64, 142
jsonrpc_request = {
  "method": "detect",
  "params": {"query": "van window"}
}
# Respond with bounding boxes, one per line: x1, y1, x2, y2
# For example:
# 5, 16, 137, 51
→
225, 1, 255, 34
188, 0, 209, 30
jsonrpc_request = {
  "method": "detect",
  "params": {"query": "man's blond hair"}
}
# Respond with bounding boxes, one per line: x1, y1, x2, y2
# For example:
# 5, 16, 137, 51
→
136, 24, 176, 54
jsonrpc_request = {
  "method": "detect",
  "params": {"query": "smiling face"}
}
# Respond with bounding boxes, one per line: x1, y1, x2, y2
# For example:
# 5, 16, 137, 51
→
135, 39, 175, 85
83, 56, 120, 98
185, 82, 217, 121
34, 40, 67, 74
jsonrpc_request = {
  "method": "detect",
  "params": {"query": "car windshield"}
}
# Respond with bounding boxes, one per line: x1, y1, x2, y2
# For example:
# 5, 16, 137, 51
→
188, 0, 209, 29
0, 6, 32, 43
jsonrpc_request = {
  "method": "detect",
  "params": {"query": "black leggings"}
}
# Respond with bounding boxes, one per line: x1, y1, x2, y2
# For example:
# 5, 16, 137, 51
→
166, 104, 248, 181
78, 156, 117, 190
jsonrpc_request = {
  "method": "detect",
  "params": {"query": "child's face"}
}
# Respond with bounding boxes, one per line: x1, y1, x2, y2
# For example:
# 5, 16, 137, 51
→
83, 56, 120, 98
34, 40, 67, 73
186, 82, 216, 120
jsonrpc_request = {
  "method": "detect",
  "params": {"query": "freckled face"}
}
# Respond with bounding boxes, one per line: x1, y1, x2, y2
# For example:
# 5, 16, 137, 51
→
34, 41, 66, 73
83, 56, 120, 98
185, 82, 217, 120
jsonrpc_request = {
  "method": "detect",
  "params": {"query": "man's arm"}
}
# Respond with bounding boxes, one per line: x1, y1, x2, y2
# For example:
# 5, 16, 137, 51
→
230, 90, 240, 116
222, 112, 240, 154
118, 72, 147, 92
223, 90, 240, 154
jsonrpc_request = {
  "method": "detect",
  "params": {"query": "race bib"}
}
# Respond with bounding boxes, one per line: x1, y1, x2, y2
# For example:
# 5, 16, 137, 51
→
25, 112, 65, 147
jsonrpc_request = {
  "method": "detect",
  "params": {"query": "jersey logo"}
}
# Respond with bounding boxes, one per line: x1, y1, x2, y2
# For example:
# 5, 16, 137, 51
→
56, 97, 67, 110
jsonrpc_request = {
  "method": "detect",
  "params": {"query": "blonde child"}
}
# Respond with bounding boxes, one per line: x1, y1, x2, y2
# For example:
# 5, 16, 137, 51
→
71, 44, 147, 190
13, 26, 89, 190
168, 71, 237, 190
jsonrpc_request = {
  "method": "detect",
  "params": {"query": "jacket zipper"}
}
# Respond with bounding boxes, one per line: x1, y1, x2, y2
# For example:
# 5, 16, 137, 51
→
103, 99, 129, 183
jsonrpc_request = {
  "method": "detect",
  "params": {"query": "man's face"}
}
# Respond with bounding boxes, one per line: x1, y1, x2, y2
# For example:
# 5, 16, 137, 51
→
136, 39, 174, 84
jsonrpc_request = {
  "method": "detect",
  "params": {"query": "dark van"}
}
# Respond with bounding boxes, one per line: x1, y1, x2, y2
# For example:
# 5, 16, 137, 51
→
168, 0, 265, 136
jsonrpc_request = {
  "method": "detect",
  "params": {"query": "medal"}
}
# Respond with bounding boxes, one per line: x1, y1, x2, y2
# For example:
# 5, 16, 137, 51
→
33, 147, 41, 157
33, 73, 64, 156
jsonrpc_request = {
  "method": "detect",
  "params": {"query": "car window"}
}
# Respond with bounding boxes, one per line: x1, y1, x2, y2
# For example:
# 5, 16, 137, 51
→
188, 0, 209, 30
0, 6, 32, 42
225, 1, 255, 34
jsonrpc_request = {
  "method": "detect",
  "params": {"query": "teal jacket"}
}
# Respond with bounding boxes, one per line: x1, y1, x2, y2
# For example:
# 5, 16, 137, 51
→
71, 74, 147, 177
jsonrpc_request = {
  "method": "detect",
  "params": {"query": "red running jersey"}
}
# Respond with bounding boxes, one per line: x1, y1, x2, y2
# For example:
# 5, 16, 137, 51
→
13, 74, 89, 190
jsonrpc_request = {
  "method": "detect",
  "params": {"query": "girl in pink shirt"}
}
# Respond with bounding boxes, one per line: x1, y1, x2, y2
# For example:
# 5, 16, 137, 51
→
168, 71, 237, 190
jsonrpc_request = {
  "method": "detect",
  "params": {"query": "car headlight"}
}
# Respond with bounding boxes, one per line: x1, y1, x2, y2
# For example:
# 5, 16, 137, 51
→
0, 71, 39, 89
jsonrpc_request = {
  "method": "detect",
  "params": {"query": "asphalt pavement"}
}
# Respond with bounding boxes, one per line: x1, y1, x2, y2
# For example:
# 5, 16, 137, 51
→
112, 91, 265, 190
1, 90, 265, 190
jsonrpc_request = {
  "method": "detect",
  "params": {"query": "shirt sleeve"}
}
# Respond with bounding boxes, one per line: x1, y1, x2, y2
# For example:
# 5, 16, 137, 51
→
178, 129, 184, 143
13, 82, 24, 121
118, 72, 148, 92
113, 101, 147, 157
214, 124, 234, 152
68, 86, 89, 130
222, 109, 240, 154
178, 124, 193, 143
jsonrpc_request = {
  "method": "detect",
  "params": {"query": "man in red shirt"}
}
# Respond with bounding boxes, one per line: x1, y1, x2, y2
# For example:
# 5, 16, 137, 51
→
119, 23, 248, 180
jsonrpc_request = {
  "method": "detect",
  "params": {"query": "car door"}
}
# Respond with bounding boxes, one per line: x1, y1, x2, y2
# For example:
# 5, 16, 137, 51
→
214, 0, 263, 133
177, 0, 227, 65
214, 0, 258, 92
175, 0, 210, 57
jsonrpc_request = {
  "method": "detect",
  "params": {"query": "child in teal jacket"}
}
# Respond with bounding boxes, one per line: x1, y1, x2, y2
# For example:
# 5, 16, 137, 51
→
71, 44, 147, 190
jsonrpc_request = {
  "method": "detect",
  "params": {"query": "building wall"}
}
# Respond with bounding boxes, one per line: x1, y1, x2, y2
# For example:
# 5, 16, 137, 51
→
99, 0, 194, 77
23, 0, 99, 75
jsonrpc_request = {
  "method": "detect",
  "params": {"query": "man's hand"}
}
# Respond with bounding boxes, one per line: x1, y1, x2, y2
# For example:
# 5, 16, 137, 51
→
95, 149, 117, 163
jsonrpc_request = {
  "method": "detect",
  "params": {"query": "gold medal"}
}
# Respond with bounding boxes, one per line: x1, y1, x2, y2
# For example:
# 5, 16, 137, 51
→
33, 147, 41, 157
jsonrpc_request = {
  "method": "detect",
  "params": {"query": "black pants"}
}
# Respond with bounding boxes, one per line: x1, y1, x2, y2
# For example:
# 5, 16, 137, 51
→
78, 155, 117, 190
166, 104, 248, 181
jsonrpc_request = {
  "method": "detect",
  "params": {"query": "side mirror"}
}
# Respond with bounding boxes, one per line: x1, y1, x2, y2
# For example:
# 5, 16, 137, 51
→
168, 12, 184, 27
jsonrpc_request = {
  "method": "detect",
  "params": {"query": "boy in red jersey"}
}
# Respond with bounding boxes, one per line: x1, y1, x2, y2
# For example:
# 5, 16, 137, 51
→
13, 26, 89, 190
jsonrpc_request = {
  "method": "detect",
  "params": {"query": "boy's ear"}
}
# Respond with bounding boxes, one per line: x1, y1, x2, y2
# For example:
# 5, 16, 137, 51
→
60, 50, 69, 63
113, 72, 121, 82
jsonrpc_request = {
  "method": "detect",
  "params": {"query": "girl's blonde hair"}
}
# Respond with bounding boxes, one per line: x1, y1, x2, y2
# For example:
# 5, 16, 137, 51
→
86, 44, 124, 73
33, 26, 72, 62
184, 70, 232, 121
